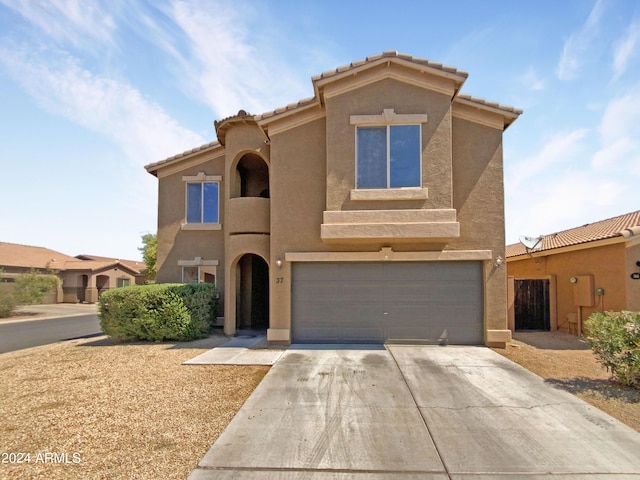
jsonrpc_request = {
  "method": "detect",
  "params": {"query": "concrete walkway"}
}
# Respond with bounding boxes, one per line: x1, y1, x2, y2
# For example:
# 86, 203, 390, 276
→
188, 345, 640, 479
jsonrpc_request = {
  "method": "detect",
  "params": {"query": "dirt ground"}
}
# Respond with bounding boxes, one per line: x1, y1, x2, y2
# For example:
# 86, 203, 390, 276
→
493, 330, 640, 432
0, 334, 268, 480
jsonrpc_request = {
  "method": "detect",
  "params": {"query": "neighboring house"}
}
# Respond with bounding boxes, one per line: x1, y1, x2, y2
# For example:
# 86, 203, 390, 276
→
506, 210, 640, 335
145, 51, 522, 347
0, 242, 146, 304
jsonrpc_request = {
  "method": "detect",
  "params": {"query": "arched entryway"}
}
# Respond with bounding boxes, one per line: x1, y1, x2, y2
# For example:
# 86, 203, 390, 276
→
236, 254, 269, 330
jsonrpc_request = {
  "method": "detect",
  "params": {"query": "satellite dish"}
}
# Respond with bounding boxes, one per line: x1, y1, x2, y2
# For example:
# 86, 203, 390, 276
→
519, 235, 543, 254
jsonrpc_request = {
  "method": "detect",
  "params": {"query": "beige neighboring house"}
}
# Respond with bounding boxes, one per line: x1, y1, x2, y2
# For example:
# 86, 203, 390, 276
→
145, 51, 522, 347
0, 243, 146, 304
506, 210, 640, 335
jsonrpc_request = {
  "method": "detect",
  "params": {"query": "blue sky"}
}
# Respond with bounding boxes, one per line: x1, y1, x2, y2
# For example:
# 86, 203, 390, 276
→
1, 0, 639, 261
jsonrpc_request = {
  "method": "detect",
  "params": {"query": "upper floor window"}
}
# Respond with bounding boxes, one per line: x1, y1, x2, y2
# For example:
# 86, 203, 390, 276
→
357, 125, 421, 189
351, 109, 428, 190
186, 182, 219, 223
182, 173, 222, 229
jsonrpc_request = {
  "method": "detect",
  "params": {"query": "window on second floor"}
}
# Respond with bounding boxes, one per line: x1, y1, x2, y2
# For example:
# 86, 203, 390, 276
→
186, 181, 219, 224
356, 124, 421, 189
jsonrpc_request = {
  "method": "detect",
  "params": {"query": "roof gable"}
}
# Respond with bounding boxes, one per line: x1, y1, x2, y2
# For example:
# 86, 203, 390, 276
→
145, 51, 522, 175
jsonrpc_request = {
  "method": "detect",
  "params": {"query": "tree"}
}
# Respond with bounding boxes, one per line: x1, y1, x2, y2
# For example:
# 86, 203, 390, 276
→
139, 233, 157, 281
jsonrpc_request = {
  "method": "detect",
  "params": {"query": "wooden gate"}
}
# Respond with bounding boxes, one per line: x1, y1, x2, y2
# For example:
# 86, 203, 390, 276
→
514, 279, 550, 331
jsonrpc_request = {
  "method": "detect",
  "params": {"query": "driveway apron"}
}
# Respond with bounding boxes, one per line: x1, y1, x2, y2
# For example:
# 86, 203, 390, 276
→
188, 345, 640, 479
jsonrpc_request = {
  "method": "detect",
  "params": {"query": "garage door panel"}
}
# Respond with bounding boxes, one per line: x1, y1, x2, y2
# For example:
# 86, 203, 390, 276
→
292, 262, 482, 344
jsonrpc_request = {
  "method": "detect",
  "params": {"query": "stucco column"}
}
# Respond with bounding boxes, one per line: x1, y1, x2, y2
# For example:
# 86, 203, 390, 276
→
85, 274, 98, 304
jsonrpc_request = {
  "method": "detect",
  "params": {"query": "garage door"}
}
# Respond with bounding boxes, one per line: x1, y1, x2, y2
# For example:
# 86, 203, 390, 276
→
291, 261, 483, 344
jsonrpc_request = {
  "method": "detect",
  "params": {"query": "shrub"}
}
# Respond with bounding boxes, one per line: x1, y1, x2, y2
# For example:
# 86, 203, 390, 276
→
99, 283, 218, 342
0, 289, 16, 318
584, 311, 640, 388
13, 271, 59, 305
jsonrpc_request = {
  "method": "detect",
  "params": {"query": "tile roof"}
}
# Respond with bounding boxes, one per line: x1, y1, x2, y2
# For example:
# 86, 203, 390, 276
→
0, 242, 78, 270
145, 51, 522, 173
75, 255, 146, 274
0, 243, 146, 274
145, 141, 221, 175
311, 50, 468, 82
506, 210, 640, 258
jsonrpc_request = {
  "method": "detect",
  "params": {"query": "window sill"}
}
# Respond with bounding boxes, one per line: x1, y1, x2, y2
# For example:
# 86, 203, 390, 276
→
181, 223, 222, 231
350, 188, 428, 201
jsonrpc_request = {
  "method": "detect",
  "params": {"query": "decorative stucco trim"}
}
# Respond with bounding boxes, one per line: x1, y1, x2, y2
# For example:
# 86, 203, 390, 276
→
350, 188, 428, 201
285, 249, 492, 262
178, 258, 220, 267
267, 328, 290, 342
486, 329, 512, 344
181, 223, 222, 231
350, 109, 428, 125
182, 173, 223, 182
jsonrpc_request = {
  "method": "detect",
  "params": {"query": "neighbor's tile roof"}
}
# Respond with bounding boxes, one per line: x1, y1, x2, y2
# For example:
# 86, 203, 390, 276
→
0, 242, 78, 270
75, 255, 146, 274
0, 243, 146, 274
506, 210, 640, 258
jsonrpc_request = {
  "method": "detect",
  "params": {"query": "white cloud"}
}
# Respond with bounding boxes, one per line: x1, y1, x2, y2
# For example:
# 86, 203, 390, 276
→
557, 0, 606, 80
163, 0, 311, 118
0, 43, 205, 166
592, 86, 640, 171
613, 19, 640, 81
506, 128, 589, 193
0, 0, 118, 50
505, 172, 625, 243
520, 66, 545, 91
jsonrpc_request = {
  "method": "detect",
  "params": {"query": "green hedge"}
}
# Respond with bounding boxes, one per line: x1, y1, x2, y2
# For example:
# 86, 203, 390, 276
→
98, 283, 218, 342
584, 311, 640, 388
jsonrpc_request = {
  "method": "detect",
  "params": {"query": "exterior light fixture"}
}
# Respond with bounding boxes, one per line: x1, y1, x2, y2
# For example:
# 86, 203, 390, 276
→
276, 258, 282, 269
493, 256, 503, 268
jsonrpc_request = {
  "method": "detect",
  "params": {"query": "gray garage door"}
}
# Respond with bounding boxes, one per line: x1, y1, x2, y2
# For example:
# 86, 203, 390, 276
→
291, 261, 483, 344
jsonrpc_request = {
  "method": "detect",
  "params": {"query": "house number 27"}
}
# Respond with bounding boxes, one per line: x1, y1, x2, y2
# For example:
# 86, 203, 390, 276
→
276, 277, 284, 284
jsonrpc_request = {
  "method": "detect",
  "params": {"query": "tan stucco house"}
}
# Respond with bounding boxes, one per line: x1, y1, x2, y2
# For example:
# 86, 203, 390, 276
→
145, 51, 522, 347
0, 242, 146, 304
506, 210, 640, 335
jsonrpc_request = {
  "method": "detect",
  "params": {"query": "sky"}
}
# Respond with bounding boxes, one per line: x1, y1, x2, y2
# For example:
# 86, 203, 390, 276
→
0, 0, 639, 261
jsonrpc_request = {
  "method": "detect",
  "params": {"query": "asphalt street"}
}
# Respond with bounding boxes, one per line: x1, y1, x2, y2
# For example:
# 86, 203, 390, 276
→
0, 314, 101, 353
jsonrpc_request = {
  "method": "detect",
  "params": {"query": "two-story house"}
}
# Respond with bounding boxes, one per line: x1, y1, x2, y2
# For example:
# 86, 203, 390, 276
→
145, 51, 521, 348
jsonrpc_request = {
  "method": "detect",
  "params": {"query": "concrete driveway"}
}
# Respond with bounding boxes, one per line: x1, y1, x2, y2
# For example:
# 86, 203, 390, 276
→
188, 345, 640, 479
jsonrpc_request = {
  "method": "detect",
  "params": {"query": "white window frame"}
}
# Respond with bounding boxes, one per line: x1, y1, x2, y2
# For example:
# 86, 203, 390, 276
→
178, 257, 219, 285
351, 109, 428, 191
182, 172, 222, 231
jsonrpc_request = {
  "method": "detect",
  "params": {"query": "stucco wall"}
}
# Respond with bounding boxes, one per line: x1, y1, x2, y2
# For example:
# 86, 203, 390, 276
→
325, 78, 453, 212
451, 116, 507, 334
155, 154, 226, 300
507, 242, 631, 332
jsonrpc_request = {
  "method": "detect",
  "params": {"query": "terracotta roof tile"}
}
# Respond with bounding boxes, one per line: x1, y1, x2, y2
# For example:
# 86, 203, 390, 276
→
456, 94, 523, 115
145, 51, 521, 173
0, 242, 78, 270
506, 210, 640, 258
0, 243, 146, 274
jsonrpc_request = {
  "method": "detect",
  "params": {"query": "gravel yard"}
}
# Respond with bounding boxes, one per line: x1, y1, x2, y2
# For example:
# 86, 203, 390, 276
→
0, 334, 268, 480
1, 328, 637, 480
493, 330, 640, 432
